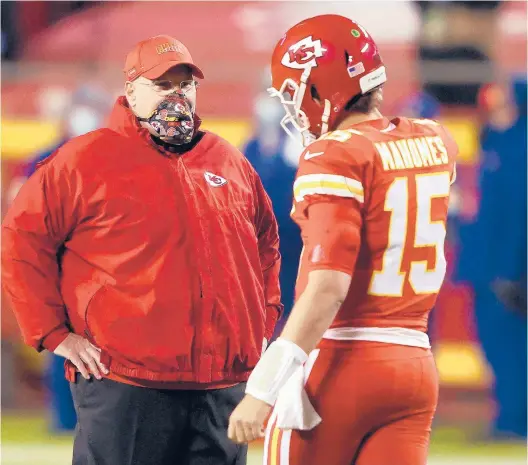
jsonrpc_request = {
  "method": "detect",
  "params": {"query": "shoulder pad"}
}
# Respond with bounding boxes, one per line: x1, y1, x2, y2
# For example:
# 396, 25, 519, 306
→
318, 128, 365, 143
301, 129, 366, 157
300, 131, 371, 168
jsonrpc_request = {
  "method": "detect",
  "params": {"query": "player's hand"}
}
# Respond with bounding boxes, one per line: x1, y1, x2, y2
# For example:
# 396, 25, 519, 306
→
228, 394, 272, 444
53, 333, 109, 380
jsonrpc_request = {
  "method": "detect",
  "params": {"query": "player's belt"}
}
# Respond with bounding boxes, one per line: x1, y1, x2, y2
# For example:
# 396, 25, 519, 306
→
322, 327, 431, 349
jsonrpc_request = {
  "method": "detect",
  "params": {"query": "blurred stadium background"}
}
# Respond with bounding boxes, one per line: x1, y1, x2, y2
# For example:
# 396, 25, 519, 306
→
1, 1, 527, 464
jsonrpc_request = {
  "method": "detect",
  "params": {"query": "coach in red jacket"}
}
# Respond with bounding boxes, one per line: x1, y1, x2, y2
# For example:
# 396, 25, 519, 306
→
2, 35, 282, 465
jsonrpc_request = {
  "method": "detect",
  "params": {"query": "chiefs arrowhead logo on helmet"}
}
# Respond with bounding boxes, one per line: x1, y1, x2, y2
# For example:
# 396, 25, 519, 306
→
281, 36, 326, 70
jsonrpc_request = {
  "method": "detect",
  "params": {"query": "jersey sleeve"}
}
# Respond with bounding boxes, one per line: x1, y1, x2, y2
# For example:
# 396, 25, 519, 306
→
292, 137, 371, 276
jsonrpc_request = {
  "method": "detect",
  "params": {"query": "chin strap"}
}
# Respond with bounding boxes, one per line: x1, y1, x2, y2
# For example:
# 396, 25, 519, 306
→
321, 99, 331, 136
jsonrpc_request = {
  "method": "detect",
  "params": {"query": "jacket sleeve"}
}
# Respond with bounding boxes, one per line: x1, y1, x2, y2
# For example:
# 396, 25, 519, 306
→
253, 172, 283, 340
1, 154, 80, 352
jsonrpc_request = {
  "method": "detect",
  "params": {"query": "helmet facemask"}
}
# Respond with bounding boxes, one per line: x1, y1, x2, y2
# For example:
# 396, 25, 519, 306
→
268, 67, 331, 147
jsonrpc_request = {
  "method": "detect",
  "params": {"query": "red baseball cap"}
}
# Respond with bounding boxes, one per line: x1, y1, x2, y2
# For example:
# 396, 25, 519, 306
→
124, 35, 204, 82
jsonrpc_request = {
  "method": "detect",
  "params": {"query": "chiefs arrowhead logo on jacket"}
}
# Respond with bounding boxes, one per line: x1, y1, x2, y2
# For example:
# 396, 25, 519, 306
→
204, 171, 228, 187
281, 36, 326, 70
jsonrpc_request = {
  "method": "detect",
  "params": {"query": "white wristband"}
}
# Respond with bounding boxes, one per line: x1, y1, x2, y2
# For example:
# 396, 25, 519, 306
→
246, 338, 308, 406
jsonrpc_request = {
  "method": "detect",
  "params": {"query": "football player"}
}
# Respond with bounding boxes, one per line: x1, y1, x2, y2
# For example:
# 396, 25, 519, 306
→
228, 14, 457, 465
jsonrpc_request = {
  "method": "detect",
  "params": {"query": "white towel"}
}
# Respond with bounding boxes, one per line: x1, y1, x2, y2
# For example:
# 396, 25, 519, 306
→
274, 359, 322, 431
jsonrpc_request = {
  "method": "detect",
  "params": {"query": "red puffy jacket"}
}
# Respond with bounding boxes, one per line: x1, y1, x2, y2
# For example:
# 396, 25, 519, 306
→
2, 97, 282, 386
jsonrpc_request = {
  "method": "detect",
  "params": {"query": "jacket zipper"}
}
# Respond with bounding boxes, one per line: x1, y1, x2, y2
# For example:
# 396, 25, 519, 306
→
172, 155, 215, 380
169, 157, 206, 300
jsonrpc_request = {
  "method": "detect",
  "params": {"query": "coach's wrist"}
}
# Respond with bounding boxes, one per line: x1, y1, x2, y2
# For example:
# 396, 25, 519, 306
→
41, 326, 71, 352
264, 305, 280, 340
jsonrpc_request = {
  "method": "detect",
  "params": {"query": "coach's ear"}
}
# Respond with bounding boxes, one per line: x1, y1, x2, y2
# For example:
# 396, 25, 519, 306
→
124, 81, 136, 109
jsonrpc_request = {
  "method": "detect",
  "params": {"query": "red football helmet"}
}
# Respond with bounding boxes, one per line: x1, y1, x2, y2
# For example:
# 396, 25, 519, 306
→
269, 14, 386, 145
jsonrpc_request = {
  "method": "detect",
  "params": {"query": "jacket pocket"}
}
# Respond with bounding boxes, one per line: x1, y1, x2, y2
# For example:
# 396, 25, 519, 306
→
84, 285, 193, 372
83, 285, 105, 341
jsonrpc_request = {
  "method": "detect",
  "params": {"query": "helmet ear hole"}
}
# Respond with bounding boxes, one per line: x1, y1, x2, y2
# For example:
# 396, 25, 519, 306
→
344, 50, 350, 65
310, 84, 321, 106
345, 93, 362, 111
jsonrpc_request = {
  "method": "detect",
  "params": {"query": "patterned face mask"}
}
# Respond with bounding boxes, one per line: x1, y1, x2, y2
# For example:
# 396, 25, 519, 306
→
139, 93, 195, 145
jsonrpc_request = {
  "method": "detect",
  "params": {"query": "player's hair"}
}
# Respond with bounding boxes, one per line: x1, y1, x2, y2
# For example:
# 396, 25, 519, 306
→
345, 86, 383, 114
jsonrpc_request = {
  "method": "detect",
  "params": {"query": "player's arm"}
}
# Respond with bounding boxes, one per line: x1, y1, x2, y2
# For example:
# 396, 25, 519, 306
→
280, 271, 351, 351
228, 140, 368, 444
281, 199, 361, 353
245, 141, 366, 405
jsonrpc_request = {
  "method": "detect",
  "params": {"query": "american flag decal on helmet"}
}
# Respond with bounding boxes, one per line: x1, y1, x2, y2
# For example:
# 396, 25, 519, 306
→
347, 61, 365, 78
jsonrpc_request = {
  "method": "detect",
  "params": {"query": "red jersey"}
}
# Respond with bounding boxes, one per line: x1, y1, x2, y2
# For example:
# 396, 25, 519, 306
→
292, 117, 458, 332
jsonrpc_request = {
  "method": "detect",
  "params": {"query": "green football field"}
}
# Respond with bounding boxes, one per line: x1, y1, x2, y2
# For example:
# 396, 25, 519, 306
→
2, 414, 526, 465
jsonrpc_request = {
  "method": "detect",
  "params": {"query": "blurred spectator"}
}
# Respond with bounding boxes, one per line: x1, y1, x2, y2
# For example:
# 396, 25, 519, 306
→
1, 2, 18, 60
243, 91, 303, 334
6, 83, 112, 433
7, 83, 112, 204
394, 90, 442, 121
455, 76, 527, 439
415, 1, 501, 106
31, 84, 112, 170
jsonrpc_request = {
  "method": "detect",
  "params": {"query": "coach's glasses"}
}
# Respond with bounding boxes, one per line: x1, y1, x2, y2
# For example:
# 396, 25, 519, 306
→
137, 79, 199, 95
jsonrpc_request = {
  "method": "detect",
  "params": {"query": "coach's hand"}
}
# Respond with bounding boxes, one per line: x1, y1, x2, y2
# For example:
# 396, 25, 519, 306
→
228, 394, 272, 443
53, 333, 109, 380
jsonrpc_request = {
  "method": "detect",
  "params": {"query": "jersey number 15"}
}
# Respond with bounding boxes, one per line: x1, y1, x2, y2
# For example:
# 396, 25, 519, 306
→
369, 172, 451, 296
